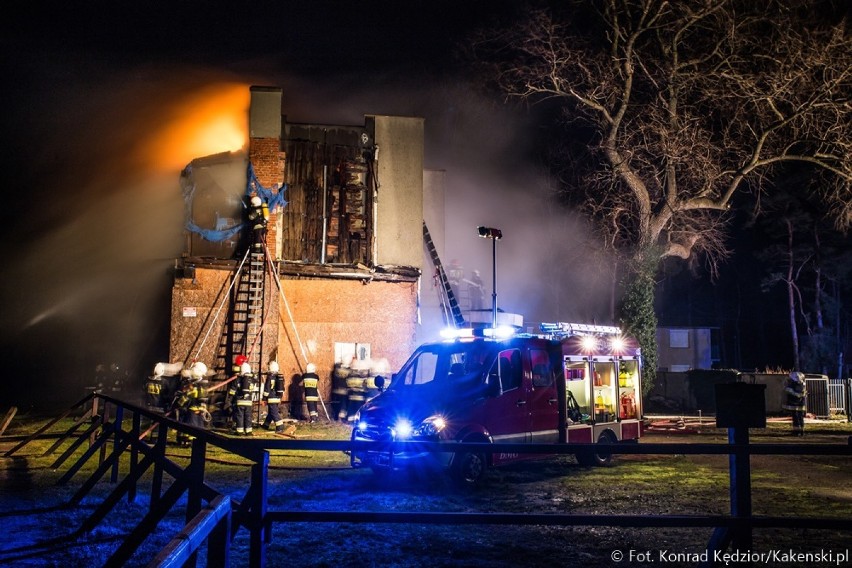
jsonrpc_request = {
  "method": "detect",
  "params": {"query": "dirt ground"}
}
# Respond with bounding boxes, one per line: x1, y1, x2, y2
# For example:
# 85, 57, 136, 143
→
1, 416, 851, 567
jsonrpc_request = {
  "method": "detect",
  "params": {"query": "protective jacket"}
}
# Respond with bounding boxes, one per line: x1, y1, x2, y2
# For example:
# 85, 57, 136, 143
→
783, 379, 807, 412
229, 372, 259, 434
345, 375, 366, 423
229, 373, 260, 406
248, 199, 269, 246
263, 372, 286, 431
145, 374, 162, 410
176, 378, 209, 444
303, 371, 320, 421
265, 372, 284, 404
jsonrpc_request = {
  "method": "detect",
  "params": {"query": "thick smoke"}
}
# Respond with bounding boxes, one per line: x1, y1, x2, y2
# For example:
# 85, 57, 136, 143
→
273, 77, 618, 327
0, 57, 248, 410
1, 56, 616, 410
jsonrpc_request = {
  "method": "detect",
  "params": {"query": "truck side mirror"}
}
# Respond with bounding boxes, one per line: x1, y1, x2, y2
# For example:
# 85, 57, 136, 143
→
374, 375, 385, 391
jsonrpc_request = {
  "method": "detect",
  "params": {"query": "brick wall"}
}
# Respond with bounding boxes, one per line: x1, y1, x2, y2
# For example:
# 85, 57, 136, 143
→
249, 137, 285, 257
170, 265, 418, 401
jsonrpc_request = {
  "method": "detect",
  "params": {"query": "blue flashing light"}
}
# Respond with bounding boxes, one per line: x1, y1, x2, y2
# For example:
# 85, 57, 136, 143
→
357, 421, 368, 432
483, 325, 515, 339
440, 327, 457, 339
440, 328, 474, 340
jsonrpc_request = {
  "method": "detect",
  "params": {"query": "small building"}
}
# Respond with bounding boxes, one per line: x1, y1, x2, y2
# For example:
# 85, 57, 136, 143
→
655, 326, 721, 372
169, 86, 442, 410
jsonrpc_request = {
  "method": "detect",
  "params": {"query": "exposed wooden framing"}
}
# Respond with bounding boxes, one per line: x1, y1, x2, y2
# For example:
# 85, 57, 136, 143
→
282, 131, 375, 265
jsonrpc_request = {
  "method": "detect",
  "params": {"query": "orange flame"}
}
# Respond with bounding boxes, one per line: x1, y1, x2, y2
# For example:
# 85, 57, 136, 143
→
143, 82, 250, 172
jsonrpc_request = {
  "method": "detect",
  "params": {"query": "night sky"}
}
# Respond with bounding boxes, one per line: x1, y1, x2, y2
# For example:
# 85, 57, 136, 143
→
0, 1, 545, 410
0, 1, 827, 410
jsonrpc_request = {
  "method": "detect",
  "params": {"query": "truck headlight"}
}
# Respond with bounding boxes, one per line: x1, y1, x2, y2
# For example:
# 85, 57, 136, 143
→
392, 419, 414, 440
416, 415, 447, 437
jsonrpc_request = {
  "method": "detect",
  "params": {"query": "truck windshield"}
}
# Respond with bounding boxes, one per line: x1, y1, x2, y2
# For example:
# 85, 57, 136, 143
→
391, 341, 494, 388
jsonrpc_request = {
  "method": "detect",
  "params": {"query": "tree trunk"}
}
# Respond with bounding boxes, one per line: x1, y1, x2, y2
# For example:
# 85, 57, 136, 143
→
786, 219, 800, 370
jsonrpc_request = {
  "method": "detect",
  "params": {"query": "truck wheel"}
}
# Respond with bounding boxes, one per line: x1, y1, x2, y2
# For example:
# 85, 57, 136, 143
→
452, 451, 487, 486
576, 432, 615, 467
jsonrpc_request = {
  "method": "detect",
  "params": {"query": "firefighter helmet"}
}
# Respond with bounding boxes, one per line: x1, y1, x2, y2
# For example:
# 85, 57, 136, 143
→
306, 363, 317, 373
790, 371, 805, 382
192, 362, 208, 378
154, 362, 165, 376
251, 195, 262, 207
269, 361, 280, 373
235, 354, 248, 366
240, 362, 252, 375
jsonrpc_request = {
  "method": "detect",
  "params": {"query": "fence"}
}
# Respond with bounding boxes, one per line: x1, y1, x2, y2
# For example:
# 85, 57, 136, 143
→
5, 393, 852, 567
829, 379, 849, 415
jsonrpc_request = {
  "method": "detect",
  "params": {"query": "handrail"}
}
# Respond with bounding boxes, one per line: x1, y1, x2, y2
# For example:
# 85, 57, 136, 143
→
148, 494, 231, 568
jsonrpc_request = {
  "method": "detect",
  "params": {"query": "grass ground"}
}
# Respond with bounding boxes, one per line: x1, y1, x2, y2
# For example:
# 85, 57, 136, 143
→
1, 413, 850, 567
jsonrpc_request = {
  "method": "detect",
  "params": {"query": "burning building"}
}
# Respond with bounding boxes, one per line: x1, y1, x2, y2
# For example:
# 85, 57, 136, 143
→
168, 85, 450, 415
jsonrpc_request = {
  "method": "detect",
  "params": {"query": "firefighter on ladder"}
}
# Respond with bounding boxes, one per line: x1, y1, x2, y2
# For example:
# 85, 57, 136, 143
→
229, 362, 259, 436
303, 363, 320, 423
262, 361, 286, 432
248, 194, 269, 249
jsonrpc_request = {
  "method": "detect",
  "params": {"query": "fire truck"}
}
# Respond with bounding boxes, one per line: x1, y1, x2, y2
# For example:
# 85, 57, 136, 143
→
350, 322, 643, 484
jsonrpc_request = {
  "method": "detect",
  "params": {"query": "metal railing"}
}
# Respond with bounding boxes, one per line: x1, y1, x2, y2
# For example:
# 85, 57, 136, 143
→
829, 379, 848, 415
7, 393, 852, 567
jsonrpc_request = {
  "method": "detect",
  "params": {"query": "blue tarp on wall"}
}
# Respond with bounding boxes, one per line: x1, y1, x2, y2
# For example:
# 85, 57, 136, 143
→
183, 161, 287, 242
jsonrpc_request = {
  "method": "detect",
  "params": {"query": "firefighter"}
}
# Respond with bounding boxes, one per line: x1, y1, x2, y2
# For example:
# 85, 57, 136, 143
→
345, 369, 367, 424
263, 361, 286, 432
231, 354, 247, 376
175, 362, 209, 446
365, 357, 390, 400
159, 362, 183, 414
186, 362, 210, 441
171, 365, 193, 428
447, 259, 464, 289
94, 363, 107, 392
783, 371, 807, 436
247, 195, 269, 248
468, 270, 485, 310
332, 362, 350, 421
145, 363, 164, 412
229, 362, 259, 435
302, 363, 320, 423
108, 362, 124, 395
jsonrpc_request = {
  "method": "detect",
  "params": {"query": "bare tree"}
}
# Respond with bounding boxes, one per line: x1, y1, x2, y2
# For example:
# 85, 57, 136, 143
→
472, 0, 852, 272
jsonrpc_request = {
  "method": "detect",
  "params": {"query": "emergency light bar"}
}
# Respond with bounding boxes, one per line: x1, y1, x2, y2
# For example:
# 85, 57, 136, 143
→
440, 327, 474, 340
540, 322, 622, 336
441, 326, 516, 340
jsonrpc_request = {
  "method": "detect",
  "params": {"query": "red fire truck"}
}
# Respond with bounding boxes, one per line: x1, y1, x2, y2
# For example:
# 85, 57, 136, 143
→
350, 322, 643, 484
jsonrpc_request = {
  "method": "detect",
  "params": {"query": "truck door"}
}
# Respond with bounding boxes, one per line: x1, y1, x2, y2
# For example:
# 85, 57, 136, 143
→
528, 347, 559, 443
482, 348, 528, 446
591, 358, 617, 422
